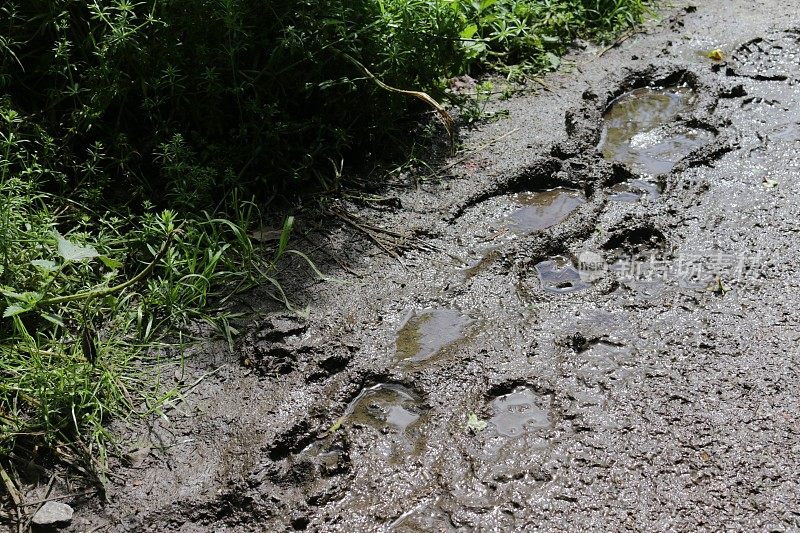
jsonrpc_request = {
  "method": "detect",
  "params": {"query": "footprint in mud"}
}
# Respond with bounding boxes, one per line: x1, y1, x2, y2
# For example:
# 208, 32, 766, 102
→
729, 32, 800, 81
742, 98, 800, 168
768, 122, 800, 144
489, 387, 552, 437
601, 226, 670, 295
296, 440, 349, 478
506, 188, 586, 233
535, 256, 589, 294
396, 309, 472, 364
599, 85, 713, 176
573, 341, 638, 386
609, 177, 661, 202
461, 186, 584, 277
344, 383, 426, 437
603, 225, 666, 259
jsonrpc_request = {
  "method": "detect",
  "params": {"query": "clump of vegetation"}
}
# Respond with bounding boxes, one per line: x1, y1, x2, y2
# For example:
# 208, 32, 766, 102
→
460, 0, 650, 74
1, 0, 651, 201
0, 114, 293, 484
0, 0, 652, 489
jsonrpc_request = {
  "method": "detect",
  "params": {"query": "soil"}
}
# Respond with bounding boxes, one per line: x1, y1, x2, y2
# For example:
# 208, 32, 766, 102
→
17, 1, 800, 531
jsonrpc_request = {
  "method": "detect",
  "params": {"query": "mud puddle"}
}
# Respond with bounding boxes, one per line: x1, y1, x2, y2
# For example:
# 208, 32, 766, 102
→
343, 383, 425, 436
535, 256, 589, 294
608, 178, 660, 202
506, 188, 585, 232
454, 177, 586, 250
395, 309, 473, 364
488, 387, 552, 437
458, 186, 585, 280
599, 85, 713, 175
296, 440, 347, 477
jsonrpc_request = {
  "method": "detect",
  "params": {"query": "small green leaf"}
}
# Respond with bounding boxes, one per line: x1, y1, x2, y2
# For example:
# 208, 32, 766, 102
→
3, 303, 28, 318
546, 52, 561, 70
276, 215, 294, 259
31, 259, 58, 271
478, 0, 497, 12
467, 413, 487, 432
41, 313, 66, 328
762, 177, 779, 188
460, 24, 478, 40
328, 416, 345, 434
464, 41, 488, 58
53, 230, 99, 262
99, 255, 123, 269
294, 305, 311, 320
1, 290, 42, 304
708, 276, 731, 295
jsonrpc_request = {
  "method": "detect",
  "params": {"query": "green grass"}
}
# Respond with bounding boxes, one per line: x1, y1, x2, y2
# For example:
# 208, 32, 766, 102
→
0, 144, 294, 486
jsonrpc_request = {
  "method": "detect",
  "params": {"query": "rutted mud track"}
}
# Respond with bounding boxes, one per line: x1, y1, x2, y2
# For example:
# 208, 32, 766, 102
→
67, 2, 800, 531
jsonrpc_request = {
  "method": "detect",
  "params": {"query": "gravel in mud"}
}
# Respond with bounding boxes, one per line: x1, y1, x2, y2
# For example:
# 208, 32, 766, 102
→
52, 2, 800, 531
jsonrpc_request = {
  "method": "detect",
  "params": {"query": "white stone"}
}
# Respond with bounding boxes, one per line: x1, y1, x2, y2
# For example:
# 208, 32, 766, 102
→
32, 501, 74, 526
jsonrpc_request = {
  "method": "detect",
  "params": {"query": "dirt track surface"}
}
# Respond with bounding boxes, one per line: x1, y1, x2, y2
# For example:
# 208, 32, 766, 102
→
59, 1, 800, 531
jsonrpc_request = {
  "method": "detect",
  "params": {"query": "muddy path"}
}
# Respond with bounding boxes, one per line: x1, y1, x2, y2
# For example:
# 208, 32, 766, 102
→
47, 1, 800, 531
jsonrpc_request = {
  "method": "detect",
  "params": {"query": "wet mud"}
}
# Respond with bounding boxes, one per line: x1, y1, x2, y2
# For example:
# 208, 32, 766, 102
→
395, 309, 473, 364
43, 2, 800, 532
599, 85, 711, 176
506, 188, 586, 233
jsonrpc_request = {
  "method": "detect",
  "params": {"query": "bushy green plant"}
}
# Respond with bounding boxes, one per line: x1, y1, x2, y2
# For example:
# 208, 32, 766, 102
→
2, 0, 650, 201
1, 0, 466, 199
459, 0, 650, 72
0, 124, 293, 479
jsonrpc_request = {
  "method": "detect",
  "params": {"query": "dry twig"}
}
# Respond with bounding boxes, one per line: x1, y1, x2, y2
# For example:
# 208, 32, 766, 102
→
422, 127, 520, 182
328, 205, 437, 263
598, 29, 639, 57
335, 50, 456, 154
